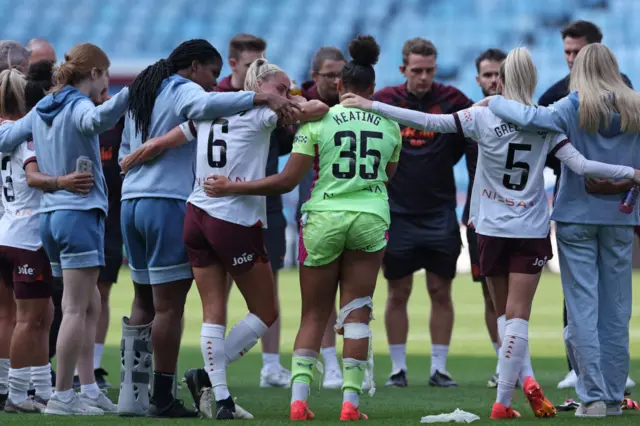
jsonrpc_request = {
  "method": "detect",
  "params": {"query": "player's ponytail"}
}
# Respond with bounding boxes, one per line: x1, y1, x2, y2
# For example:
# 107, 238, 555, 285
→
128, 39, 222, 142
244, 58, 284, 92
50, 43, 110, 94
341, 35, 380, 92
500, 47, 536, 107
0, 67, 27, 118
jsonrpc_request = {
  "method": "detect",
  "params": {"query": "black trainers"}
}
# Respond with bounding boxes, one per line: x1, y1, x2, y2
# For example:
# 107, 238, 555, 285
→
385, 369, 408, 387
184, 368, 211, 413
215, 396, 236, 420
556, 398, 580, 411
94, 367, 111, 389
0, 393, 7, 410
153, 398, 198, 418
428, 370, 458, 387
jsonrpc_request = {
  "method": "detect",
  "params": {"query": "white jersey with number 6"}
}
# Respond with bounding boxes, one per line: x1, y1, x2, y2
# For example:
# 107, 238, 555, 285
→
182, 106, 278, 228
0, 133, 43, 251
454, 107, 568, 238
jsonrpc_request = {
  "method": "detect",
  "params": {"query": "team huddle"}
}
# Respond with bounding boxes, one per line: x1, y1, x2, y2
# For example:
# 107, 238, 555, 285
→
0, 17, 638, 422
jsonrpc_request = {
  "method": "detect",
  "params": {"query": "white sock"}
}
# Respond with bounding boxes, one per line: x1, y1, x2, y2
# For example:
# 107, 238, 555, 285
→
93, 343, 104, 370
80, 382, 101, 399
497, 315, 506, 342
343, 391, 359, 407
8, 367, 30, 404
262, 353, 280, 368
225, 314, 268, 365
291, 382, 310, 404
519, 343, 535, 383
321, 346, 340, 371
31, 364, 52, 400
389, 344, 407, 372
321, 347, 340, 371
497, 315, 506, 376
55, 388, 74, 403
201, 323, 230, 402
0, 358, 9, 394
430, 344, 449, 375
496, 318, 528, 407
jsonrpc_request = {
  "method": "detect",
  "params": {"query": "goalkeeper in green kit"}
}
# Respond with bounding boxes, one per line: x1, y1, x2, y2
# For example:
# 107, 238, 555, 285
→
206, 34, 401, 421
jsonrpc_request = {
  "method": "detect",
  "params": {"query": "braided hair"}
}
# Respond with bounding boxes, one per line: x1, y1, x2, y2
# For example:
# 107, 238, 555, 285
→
128, 39, 222, 142
341, 35, 380, 92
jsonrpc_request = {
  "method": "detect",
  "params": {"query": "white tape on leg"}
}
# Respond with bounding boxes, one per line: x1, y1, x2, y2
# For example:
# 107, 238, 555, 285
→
334, 297, 373, 332
335, 297, 376, 397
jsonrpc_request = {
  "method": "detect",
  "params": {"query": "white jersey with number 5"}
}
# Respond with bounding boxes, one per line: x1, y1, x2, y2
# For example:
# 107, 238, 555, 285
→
454, 106, 568, 238
0, 133, 43, 251
182, 106, 278, 228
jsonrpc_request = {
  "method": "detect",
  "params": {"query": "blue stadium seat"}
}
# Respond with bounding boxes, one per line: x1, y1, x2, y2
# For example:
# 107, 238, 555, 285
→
1, 0, 637, 192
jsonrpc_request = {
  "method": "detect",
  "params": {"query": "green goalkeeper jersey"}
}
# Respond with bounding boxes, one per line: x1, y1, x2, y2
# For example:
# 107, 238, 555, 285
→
292, 104, 402, 225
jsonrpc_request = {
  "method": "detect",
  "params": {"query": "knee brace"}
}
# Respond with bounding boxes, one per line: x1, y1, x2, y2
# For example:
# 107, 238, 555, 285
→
335, 297, 376, 397
117, 317, 152, 416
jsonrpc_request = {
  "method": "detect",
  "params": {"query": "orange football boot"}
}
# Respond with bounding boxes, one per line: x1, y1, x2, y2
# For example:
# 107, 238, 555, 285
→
290, 400, 315, 421
523, 376, 557, 417
490, 402, 521, 419
340, 402, 368, 421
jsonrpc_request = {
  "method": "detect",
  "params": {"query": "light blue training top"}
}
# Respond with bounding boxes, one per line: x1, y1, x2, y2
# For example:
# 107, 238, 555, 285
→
0, 85, 129, 215
119, 74, 256, 201
489, 92, 640, 226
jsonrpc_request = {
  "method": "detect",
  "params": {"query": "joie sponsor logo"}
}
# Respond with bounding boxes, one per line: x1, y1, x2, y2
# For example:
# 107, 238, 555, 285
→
17, 264, 34, 275
232, 252, 254, 267
532, 257, 548, 268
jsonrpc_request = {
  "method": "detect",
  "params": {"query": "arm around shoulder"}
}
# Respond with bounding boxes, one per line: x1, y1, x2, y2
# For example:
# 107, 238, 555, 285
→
0, 111, 34, 152
75, 87, 129, 135
488, 95, 569, 133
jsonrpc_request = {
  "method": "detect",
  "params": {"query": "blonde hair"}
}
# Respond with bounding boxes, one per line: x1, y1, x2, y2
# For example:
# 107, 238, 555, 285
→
500, 47, 536, 107
244, 58, 284, 92
51, 43, 110, 93
0, 68, 26, 117
569, 43, 640, 134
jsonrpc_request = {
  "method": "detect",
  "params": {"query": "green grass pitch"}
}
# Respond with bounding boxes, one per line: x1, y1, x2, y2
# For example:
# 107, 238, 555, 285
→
1, 268, 639, 424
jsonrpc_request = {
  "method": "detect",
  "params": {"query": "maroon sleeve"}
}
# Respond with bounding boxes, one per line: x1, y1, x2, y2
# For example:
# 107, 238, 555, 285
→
23, 156, 37, 168
549, 139, 570, 156
372, 85, 400, 105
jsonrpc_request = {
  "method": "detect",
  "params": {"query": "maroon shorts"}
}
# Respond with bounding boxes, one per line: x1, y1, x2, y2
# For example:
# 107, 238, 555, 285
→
183, 203, 269, 276
0, 246, 53, 299
477, 234, 553, 277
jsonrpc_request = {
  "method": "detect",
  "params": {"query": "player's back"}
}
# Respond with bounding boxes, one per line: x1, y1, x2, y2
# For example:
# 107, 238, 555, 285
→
460, 107, 564, 238
297, 104, 401, 224
187, 106, 277, 227
0, 138, 43, 251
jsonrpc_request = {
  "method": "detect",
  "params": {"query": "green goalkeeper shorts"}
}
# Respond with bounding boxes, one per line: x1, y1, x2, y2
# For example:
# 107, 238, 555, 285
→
298, 210, 388, 267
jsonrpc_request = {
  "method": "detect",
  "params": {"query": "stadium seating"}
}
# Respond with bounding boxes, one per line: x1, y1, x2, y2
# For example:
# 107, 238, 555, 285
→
0, 0, 637, 102
1, 0, 637, 207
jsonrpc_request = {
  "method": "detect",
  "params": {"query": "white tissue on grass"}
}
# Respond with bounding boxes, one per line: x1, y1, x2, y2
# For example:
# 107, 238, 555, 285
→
420, 408, 480, 423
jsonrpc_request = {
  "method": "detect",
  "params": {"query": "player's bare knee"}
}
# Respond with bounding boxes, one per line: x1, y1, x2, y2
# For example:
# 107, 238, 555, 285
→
427, 284, 451, 305
17, 310, 50, 333
387, 285, 411, 307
